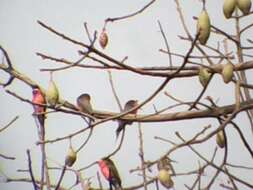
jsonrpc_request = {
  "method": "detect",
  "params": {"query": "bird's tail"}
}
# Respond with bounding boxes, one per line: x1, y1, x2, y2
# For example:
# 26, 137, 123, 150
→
38, 115, 45, 130
116, 120, 126, 140
114, 183, 123, 190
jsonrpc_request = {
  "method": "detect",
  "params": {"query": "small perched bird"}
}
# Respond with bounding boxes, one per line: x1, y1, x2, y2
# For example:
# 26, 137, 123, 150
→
98, 158, 122, 190
157, 156, 176, 175
116, 100, 138, 139
32, 88, 46, 127
76, 93, 93, 114
157, 156, 175, 189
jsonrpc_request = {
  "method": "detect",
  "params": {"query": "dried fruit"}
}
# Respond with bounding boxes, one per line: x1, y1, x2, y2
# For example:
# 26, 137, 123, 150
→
198, 67, 211, 87
222, 62, 234, 83
197, 10, 211, 45
65, 146, 77, 167
237, 0, 252, 15
223, 0, 237, 18
216, 130, 225, 148
99, 29, 108, 49
158, 169, 174, 189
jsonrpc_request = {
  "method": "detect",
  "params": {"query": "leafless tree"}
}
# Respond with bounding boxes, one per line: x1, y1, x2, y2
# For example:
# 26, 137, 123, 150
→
1, 0, 253, 189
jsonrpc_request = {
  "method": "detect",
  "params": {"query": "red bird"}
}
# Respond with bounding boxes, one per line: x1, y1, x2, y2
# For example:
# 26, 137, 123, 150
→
32, 88, 46, 128
98, 158, 122, 190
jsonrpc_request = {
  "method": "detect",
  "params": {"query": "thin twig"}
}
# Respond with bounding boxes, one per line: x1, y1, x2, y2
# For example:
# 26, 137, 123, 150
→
26, 150, 38, 190
0, 116, 19, 133
138, 123, 148, 190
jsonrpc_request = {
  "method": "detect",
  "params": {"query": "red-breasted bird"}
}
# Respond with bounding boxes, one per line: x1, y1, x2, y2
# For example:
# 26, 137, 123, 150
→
32, 88, 46, 127
76, 93, 93, 114
98, 158, 122, 190
116, 100, 138, 139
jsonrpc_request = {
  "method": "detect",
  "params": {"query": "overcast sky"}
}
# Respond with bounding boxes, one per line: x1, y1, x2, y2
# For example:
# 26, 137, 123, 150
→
1, 0, 253, 190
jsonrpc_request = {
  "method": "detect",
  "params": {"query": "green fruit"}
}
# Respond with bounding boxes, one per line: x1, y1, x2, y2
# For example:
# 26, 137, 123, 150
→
237, 0, 252, 15
65, 146, 77, 167
46, 78, 59, 106
198, 67, 211, 87
216, 130, 225, 148
158, 169, 174, 188
223, 0, 237, 18
222, 62, 234, 83
197, 10, 211, 45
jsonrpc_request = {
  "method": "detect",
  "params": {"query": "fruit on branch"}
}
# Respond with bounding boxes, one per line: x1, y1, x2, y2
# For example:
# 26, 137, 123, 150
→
116, 100, 139, 139
216, 130, 226, 148
99, 29, 109, 49
198, 67, 211, 87
222, 62, 234, 83
197, 10, 211, 45
98, 158, 122, 190
158, 169, 174, 189
65, 146, 77, 167
223, 0, 237, 18
46, 74, 59, 106
76, 93, 93, 114
237, 0, 252, 15
32, 88, 46, 127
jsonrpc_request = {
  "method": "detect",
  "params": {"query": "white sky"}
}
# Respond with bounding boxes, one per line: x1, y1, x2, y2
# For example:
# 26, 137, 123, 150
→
0, 0, 253, 190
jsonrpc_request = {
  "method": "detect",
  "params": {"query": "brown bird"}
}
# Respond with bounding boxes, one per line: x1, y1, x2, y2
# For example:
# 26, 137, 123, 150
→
116, 100, 138, 139
76, 93, 93, 114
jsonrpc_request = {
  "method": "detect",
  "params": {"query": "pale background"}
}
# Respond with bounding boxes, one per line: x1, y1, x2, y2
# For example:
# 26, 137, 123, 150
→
0, 0, 253, 189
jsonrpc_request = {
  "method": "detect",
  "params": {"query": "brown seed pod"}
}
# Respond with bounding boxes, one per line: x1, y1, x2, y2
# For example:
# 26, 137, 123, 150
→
99, 29, 108, 49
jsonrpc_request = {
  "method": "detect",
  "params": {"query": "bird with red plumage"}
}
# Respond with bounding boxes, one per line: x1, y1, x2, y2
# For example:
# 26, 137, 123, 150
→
32, 88, 46, 137
98, 158, 122, 190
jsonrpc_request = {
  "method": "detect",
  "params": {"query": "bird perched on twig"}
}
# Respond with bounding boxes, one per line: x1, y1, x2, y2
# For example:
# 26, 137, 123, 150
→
98, 157, 122, 190
116, 100, 138, 139
157, 156, 175, 189
76, 93, 93, 115
32, 87, 46, 129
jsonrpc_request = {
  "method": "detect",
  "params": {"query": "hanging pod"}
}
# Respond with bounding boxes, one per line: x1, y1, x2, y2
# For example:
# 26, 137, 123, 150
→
65, 146, 77, 167
46, 75, 59, 106
223, 0, 237, 18
237, 0, 252, 15
222, 62, 234, 83
197, 10, 211, 45
99, 29, 109, 49
216, 130, 226, 148
198, 67, 211, 87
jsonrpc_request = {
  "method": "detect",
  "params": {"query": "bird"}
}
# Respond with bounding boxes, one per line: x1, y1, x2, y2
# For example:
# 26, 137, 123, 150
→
157, 156, 176, 175
98, 157, 122, 190
32, 87, 46, 128
157, 156, 175, 189
116, 100, 138, 139
76, 93, 93, 114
